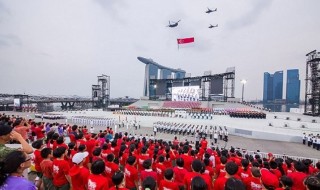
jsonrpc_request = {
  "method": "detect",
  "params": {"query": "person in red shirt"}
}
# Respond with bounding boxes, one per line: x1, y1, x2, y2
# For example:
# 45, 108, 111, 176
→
173, 158, 188, 188
215, 156, 228, 179
224, 177, 246, 190
243, 167, 263, 190
275, 175, 293, 190
34, 123, 45, 140
173, 136, 179, 146
88, 160, 109, 190
85, 134, 96, 159
105, 153, 120, 186
200, 137, 208, 150
56, 136, 68, 150
183, 159, 204, 190
180, 145, 194, 172
155, 155, 167, 185
213, 162, 239, 190
237, 159, 252, 181
159, 168, 179, 190
287, 161, 308, 190
124, 156, 139, 189
40, 148, 54, 190
260, 168, 279, 190
140, 159, 157, 184
200, 162, 214, 190
69, 152, 90, 190
203, 158, 214, 177
92, 147, 103, 163
138, 146, 150, 172
109, 172, 129, 190
52, 147, 71, 189
32, 140, 45, 189
191, 176, 208, 190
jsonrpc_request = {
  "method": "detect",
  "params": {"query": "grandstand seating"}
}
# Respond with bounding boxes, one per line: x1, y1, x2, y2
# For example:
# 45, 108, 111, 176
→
163, 101, 201, 109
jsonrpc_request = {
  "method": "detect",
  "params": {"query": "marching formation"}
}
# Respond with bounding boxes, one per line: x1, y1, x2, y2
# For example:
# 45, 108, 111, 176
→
71, 116, 116, 127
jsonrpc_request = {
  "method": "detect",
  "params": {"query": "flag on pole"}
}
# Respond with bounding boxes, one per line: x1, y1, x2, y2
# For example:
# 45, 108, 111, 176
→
177, 37, 194, 49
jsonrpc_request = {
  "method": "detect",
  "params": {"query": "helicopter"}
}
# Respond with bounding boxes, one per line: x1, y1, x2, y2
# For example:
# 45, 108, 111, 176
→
206, 8, 217, 14
209, 24, 218, 28
167, 20, 181, 27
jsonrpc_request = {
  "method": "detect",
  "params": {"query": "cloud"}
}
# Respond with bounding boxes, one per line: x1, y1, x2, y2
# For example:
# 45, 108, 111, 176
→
0, 34, 22, 48
226, 0, 273, 30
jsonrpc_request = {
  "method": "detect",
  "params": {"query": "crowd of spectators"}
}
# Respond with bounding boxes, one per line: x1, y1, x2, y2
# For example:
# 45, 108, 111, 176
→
0, 113, 319, 190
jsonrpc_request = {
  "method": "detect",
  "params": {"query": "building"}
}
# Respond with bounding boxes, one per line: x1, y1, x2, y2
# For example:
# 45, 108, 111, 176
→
137, 56, 186, 97
286, 69, 300, 104
263, 71, 283, 103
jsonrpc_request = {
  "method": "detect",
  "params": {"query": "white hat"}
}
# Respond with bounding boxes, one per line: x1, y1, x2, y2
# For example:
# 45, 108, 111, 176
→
72, 152, 89, 164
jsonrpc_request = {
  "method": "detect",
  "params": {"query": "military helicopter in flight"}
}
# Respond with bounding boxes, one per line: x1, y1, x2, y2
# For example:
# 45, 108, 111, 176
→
167, 20, 181, 27
205, 8, 217, 13
209, 24, 218, 28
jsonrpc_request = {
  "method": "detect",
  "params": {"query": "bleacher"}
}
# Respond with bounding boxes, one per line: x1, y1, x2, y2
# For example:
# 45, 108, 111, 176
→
162, 101, 201, 109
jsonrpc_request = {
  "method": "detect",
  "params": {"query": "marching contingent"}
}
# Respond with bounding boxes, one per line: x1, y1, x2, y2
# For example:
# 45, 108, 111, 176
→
71, 116, 116, 127
153, 121, 229, 143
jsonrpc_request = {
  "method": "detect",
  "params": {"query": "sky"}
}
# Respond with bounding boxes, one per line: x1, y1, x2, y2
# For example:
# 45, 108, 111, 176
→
0, 0, 319, 101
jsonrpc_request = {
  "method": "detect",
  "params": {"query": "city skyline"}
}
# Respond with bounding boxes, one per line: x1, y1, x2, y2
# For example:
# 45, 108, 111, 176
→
0, 0, 319, 101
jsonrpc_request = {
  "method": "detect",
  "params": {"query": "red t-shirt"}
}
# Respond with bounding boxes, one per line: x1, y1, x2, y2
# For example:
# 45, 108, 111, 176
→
205, 166, 215, 176
201, 173, 214, 190
243, 177, 263, 190
88, 174, 109, 190
200, 140, 208, 149
137, 154, 150, 171
215, 164, 226, 178
86, 139, 96, 158
155, 163, 167, 184
69, 165, 90, 190
180, 154, 194, 172
237, 167, 252, 180
40, 159, 53, 179
52, 159, 70, 186
140, 169, 157, 183
173, 166, 188, 187
105, 161, 119, 186
213, 176, 228, 190
159, 180, 179, 190
183, 172, 201, 190
124, 164, 138, 189
35, 126, 45, 139
34, 149, 43, 172
287, 172, 307, 190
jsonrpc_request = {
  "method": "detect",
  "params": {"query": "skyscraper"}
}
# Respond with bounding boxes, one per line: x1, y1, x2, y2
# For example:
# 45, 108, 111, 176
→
286, 69, 300, 104
263, 71, 283, 102
263, 72, 273, 102
273, 71, 283, 100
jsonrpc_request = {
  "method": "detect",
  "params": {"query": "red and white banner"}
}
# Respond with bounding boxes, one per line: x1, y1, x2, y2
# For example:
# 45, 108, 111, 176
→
177, 37, 194, 49
177, 37, 194, 44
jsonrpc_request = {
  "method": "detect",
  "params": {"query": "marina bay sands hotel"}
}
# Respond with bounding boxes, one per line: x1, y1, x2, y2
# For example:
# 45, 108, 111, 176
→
137, 56, 186, 97
137, 56, 235, 101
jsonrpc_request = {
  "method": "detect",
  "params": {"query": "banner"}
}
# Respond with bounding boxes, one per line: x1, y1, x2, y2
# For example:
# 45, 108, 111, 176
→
177, 37, 194, 49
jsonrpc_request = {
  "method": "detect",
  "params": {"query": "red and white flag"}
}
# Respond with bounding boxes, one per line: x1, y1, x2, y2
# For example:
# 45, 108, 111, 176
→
177, 37, 194, 49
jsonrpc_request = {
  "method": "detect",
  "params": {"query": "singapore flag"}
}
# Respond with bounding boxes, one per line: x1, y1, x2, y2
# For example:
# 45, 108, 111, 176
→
177, 37, 194, 49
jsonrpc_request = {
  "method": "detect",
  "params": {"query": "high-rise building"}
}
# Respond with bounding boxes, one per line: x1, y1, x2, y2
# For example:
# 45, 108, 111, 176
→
273, 71, 283, 100
263, 71, 283, 102
286, 69, 300, 104
263, 72, 273, 102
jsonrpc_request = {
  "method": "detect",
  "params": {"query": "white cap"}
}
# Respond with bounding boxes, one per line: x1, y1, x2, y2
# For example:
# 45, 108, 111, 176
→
72, 152, 89, 164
